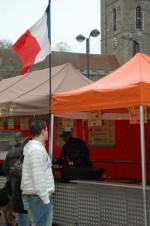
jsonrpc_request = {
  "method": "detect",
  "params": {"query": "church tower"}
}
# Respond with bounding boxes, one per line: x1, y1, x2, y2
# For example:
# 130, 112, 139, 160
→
101, 0, 150, 65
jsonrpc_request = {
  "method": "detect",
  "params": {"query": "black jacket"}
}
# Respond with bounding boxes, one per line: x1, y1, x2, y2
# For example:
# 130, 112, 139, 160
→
3, 143, 27, 213
58, 137, 92, 168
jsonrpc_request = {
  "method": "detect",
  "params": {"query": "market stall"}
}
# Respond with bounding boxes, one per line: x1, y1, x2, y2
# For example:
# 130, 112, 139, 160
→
0, 63, 93, 225
0, 63, 92, 162
52, 53, 150, 226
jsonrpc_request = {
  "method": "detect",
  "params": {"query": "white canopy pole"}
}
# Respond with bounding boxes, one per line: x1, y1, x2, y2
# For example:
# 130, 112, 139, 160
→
49, 113, 54, 160
140, 106, 147, 226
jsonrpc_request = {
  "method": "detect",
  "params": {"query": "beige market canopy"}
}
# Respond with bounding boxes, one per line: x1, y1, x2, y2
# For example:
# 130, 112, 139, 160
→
0, 63, 92, 116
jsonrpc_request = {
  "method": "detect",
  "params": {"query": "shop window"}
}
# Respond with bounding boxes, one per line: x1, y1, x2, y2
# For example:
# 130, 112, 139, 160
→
136, 6, 142, 30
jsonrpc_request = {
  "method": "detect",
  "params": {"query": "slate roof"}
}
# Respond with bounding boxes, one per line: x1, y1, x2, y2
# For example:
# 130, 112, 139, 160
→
0, 49, 120, 79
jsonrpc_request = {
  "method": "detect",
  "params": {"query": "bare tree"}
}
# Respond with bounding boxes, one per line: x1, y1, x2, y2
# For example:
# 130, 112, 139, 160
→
0, 39, 12, 49
53, 42, 71, 52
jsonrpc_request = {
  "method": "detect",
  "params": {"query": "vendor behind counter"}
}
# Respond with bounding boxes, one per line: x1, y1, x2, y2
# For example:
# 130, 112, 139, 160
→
55, 130, 92, 168
53, 130, 95, 181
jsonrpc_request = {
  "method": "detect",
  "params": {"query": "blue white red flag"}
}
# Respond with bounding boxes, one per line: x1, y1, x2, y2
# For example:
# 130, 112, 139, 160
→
13, 1, 51, 75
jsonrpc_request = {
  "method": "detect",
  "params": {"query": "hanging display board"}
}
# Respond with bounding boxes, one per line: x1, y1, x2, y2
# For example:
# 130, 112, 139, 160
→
87, 111, 101, 127
129, 106, 147, 124
8, 118, 14, 129
62, 118, 74, 129
20, 118, 29, 130
88, 120, 115, 147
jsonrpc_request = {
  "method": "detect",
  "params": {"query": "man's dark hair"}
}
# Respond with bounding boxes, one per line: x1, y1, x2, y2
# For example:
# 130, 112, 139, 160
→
15, 131, 25, 143
30, 120, 47, 137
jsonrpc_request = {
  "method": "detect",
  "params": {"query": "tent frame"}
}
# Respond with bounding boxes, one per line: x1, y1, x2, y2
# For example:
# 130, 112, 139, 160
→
140, 106, 147, 226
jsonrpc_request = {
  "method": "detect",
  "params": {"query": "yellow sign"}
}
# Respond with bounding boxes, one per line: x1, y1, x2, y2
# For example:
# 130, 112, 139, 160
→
8, 118, 14, 129
20, 118, 29, 130
88, 120, 115, 147
62, 118, 74, 129
9, 104, 16, 115
87, 111, 101, 127
129, 106, 147, 124
0, 105, 6, 116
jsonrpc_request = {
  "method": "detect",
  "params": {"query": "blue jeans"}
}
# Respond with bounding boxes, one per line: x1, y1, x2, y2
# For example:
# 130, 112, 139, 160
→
22, 195, 53, 226
15, 212, 31, 226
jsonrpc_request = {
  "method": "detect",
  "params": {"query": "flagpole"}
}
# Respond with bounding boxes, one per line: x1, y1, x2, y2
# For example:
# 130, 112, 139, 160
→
48, 0, 51, 111
48, 0, 54, 159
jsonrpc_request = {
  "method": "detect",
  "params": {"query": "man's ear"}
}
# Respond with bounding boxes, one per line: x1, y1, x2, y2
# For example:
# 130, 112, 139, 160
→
41, 129, 44, 135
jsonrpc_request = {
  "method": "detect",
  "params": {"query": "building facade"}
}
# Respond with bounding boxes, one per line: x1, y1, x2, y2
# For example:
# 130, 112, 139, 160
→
101, 0, 150, 65
0, 50, 120, 80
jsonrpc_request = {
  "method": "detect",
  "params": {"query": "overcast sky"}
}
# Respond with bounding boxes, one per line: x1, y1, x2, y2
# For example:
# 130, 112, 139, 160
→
0, 0, 101, 54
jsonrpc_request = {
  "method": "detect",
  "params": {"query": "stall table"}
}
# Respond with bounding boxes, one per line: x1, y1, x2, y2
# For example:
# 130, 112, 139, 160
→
52, 180, 149, 226
0, 176, 149, 226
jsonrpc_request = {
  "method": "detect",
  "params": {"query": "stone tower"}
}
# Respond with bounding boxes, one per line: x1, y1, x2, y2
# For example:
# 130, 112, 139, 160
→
101, 0, 150, 65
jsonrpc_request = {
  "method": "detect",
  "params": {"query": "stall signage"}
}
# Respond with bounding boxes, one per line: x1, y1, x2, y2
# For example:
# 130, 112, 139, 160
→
129, 107, 147, 124
0, 105, 6, 116
88, 120, 115, 147
0, 106, 3, 116
8, 118, 14, 129
20, 118, 29, 130
62, 118, 74, 129
87, 111, 102, 127
8, 104, 16, 115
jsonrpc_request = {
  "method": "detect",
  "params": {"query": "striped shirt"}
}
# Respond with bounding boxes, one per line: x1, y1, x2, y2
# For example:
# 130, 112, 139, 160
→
21, 140, 55, 204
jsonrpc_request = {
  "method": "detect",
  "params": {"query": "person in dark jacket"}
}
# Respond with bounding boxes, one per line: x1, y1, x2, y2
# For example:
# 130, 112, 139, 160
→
54, 130, 92, 182
3, 132, 31, 226
57, 130, 92, 168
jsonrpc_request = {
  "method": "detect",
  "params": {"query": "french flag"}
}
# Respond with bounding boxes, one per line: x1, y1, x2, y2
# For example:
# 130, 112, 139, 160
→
13, 0, 51, 75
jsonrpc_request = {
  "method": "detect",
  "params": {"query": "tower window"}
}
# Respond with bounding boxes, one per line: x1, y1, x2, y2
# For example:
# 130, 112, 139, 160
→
113, 8, 117, 31
136, 6, 142, 30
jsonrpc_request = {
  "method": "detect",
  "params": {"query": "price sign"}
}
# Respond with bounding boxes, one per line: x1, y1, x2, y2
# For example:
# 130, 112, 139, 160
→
87, 111, 102, 127
129, 107, 147, 124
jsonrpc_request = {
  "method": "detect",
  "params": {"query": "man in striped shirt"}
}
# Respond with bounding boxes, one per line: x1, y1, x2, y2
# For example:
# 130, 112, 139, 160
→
21, 120, 55, 226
